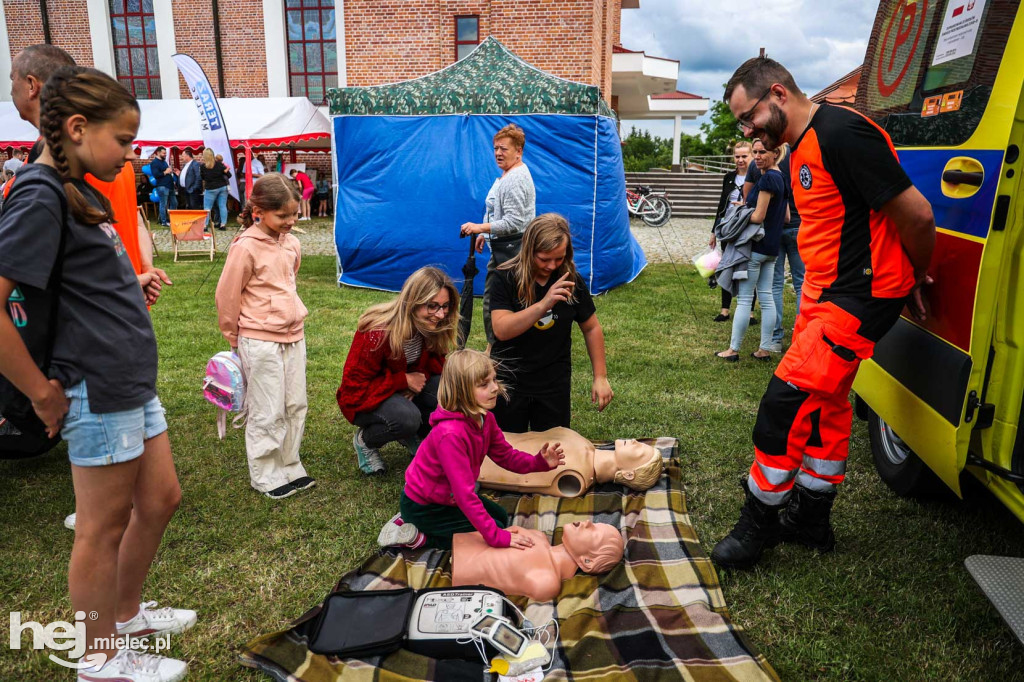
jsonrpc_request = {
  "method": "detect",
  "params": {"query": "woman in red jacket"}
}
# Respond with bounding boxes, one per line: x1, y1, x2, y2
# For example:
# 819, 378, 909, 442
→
337, 267, 459, 475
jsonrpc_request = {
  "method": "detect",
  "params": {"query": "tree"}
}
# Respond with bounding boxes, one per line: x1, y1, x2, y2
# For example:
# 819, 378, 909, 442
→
620, 127, 672, 172
699, 97, 741, 155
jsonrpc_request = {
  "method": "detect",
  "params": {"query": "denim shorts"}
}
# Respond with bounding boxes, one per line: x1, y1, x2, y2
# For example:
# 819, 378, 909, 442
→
61, 380, 168, 467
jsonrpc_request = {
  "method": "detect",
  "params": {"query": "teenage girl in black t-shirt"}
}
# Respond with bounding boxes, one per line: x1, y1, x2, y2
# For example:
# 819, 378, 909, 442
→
489, 213, 613, 432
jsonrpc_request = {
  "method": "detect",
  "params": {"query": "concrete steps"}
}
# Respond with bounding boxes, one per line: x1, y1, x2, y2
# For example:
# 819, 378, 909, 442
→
625, 171, 724, 218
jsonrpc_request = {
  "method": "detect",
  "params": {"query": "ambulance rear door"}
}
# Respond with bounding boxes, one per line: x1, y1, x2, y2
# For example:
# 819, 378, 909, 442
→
852, 0, 1024, 495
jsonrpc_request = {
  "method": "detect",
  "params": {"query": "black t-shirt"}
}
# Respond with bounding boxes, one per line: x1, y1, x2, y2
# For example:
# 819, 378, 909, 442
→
201, 161, 230, 190
746, 169, 787, 257
490, 268, 596, 394
0, 165, 158, 413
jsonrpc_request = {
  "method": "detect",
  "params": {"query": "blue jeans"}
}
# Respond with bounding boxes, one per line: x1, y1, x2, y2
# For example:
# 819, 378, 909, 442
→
772, 227, 805, 345
155, 185, 177, 225
204, 186, 229, 228
730, 251, 776, 352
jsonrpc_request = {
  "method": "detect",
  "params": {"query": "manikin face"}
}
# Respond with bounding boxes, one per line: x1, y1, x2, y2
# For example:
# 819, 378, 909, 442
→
613, 439, 658, 473
562, 520, 622, 573
493, 137, 522, 171
416, 287, 451, 330
474, 369, 500, 411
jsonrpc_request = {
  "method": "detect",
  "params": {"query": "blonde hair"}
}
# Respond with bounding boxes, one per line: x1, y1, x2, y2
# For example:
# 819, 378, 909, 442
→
238, 173, 300, 227
357, 267, 459, 359
493, 123, 525, 151
202, 148, 216, 169
438, 349, 507, 420
498, 213, 579, 308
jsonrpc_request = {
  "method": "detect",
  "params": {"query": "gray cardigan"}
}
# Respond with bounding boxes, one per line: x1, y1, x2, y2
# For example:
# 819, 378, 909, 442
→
484, 163, 536, 239
714, 206, 763, 296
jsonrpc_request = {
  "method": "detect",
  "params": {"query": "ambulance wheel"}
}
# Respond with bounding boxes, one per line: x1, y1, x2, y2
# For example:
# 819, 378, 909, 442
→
868, 409, 945, 498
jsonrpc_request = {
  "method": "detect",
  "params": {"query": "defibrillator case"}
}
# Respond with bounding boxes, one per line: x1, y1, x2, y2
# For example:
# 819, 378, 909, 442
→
308, 587, 416, 657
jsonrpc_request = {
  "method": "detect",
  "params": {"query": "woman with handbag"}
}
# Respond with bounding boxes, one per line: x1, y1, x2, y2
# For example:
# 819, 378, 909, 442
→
458, 124, 536, 347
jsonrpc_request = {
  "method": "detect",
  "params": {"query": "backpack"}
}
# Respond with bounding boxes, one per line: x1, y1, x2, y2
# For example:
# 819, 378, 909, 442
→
203, 351, 246, 438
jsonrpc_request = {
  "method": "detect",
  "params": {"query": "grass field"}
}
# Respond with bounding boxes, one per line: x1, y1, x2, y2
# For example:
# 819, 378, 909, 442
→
2, 247, 1023, 680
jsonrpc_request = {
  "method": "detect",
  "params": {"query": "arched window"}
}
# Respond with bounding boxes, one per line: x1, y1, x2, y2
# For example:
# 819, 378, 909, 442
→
286, 0, 338, 104
109, 0, 161, 98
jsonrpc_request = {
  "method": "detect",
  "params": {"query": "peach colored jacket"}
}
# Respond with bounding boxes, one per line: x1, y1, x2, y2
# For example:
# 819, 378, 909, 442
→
215, 226, 307, 347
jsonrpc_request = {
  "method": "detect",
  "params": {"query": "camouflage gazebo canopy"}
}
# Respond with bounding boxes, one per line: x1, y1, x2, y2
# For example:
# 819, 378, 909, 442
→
327, 37, 615, 117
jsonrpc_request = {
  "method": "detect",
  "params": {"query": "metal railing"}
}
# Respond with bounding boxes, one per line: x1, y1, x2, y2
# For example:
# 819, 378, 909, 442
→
680, 155, 733, 173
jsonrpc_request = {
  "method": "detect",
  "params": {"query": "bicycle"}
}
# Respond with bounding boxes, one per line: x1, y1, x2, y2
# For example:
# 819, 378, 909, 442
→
626, 185, 672, 227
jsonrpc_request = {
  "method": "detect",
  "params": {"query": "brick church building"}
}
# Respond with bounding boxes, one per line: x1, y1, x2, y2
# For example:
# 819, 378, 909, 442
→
0, 0, 705, 177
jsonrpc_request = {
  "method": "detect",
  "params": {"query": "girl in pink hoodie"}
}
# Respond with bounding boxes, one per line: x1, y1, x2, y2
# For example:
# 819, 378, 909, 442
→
215, 174, 314, 500
378, 349, 564, 550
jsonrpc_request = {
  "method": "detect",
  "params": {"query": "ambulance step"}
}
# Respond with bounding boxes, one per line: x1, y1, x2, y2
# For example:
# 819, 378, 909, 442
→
965, 555, 1024, 645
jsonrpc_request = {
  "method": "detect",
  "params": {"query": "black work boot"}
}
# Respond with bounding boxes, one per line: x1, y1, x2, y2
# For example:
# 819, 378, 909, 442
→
710, 480, 784, 569
779, 484, 837, 552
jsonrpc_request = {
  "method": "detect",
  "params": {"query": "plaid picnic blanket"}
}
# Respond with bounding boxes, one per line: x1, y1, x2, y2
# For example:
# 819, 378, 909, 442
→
239, 438, 778, 681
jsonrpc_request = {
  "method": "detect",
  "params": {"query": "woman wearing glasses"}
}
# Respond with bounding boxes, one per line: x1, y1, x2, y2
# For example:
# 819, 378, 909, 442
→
715, 139, 787, 362
337, 267, 459, 475
489, 214, 613, 432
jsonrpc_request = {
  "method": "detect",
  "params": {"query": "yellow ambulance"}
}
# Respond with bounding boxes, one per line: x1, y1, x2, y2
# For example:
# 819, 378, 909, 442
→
852, 0, 1024, 520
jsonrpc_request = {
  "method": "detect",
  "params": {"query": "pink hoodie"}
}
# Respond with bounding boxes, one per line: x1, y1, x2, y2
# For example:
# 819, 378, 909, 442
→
404, 407, 552, 547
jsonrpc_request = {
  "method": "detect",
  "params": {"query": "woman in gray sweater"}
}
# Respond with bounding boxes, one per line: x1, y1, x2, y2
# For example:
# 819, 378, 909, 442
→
460, 124, 536, 346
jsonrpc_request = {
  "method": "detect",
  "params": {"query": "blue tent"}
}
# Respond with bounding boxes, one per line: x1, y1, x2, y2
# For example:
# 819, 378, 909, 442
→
328, 38, 646, 294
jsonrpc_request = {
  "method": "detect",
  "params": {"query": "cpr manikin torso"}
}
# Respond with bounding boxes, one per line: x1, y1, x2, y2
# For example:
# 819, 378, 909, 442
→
451, 521, 625, 601
477, 428, 662, 497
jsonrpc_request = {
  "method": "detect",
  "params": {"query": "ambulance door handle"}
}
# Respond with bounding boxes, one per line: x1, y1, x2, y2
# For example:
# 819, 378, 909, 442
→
941, 169, 983, 186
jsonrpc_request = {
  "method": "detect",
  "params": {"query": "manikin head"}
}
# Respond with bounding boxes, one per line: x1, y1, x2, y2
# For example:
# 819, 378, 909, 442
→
609, 439, 662, 490
561, 520, 624, 574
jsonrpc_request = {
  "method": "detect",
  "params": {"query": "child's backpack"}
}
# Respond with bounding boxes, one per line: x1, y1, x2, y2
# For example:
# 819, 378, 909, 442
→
203, 351, 246, 438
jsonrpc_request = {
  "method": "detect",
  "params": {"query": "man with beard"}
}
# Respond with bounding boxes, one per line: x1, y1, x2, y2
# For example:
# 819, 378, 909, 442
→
710, 56, 935, 569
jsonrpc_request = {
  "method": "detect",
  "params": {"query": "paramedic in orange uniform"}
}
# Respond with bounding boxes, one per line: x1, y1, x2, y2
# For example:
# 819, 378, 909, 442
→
9, 44, 170, 305
711, 56, 936, 569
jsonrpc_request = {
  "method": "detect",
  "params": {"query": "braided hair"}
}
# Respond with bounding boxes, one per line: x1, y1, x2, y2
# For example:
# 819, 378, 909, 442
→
38, 66, 139, 225
237, 173, 300, 228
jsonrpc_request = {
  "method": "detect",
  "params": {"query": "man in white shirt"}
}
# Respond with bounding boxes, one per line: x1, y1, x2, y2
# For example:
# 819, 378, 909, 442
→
3, 148, 25, 177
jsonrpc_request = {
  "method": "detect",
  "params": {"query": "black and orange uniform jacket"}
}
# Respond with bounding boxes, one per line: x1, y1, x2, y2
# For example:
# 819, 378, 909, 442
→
748, 104, 918, 505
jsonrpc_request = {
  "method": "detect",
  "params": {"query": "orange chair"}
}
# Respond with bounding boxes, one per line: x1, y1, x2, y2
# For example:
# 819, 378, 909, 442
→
168, 210, 216, 261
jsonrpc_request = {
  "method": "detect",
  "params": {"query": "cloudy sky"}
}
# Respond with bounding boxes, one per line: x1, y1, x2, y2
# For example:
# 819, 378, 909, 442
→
619, 0, 878, 139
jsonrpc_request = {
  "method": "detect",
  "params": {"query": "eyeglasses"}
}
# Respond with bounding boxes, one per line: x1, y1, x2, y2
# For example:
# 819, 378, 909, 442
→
736, 87, 773, 133
424, 302, 451, 315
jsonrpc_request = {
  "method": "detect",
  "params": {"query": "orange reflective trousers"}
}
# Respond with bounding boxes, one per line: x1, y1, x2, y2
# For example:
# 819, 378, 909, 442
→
748, 295, 905, 505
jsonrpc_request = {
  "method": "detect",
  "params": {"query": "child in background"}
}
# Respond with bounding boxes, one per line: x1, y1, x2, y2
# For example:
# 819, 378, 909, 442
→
215, 173, 315, 500
378, 349, 565, 550
0, 66, 190, 682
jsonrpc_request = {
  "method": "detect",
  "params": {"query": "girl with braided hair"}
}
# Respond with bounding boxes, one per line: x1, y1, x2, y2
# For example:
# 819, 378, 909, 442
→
0, 66, 191, 681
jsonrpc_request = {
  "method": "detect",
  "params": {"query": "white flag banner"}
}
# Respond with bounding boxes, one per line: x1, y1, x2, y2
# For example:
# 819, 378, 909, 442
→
171, 53, 239, 201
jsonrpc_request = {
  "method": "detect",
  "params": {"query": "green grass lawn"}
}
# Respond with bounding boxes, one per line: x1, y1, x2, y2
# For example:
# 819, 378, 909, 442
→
2, 254, 1023, 680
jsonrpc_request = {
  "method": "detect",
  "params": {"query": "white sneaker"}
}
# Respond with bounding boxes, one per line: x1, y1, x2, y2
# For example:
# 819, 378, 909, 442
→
65, 513, 77, 530
77, 648, 187, 681
377, 513, 420, 546
117, 601, 197, 638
